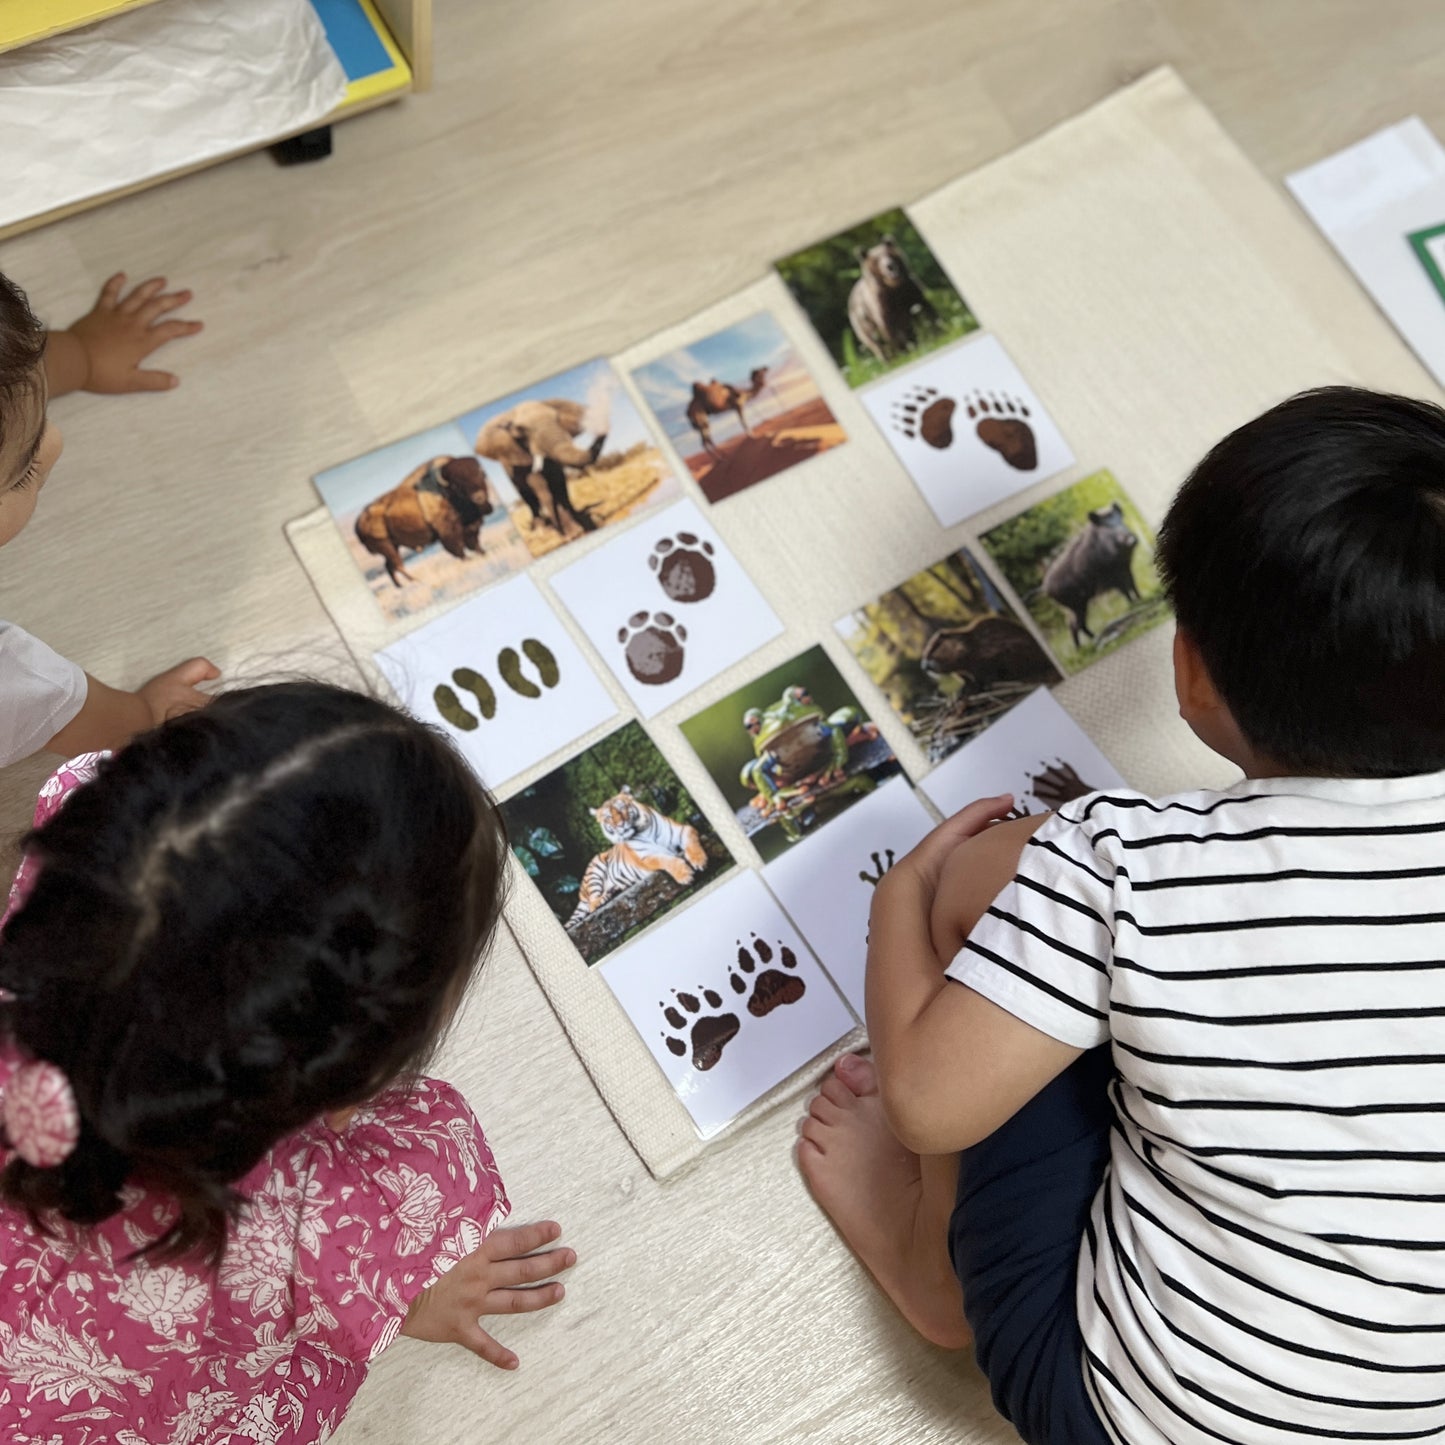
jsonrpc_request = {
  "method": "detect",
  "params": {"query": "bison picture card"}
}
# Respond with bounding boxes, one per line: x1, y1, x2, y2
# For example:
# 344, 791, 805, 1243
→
599, 870, 856, 1138
548, 497, 785, 718
862, 334, 1075, 528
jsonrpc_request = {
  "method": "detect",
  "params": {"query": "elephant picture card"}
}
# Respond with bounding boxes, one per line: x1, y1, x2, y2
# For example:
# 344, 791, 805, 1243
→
314, 420, 532, 624
920, 686, 1126, 821
374, 573, 617, 789
762, 777, 937, 1018
455, 358, 680, 562
548, 497, 785, 718
860, 334, 1075, 529
599, 870, 856, 1138
631, 312, 847, 503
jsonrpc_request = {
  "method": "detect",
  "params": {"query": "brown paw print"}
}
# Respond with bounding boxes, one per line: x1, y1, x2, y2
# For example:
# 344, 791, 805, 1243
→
967, 390, 1037, 470
649, 533, 717, 602
890, 385, 956, 450
1028, 759, 1092, 808
618, 610, 687, 685
661, 986, 740, 1071
731, 934, 806, 1018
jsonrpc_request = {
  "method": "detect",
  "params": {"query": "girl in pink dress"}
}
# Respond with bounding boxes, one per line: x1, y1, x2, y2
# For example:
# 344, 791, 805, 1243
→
0, 682, 575, 1444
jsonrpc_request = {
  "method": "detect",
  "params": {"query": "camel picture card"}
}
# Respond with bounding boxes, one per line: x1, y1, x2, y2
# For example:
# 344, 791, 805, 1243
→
631, 312, 847, 503
763, 777, 937, 1018
979, 468, 1170, 676
775, 207, 979, 388
501, 719, 736, 966
548, 497, 785, 718
314, 420, 532, 624
454, 357, 679, 562
835, 545, 1061, 767
374, 573, 616, 789
921, 686, 1126, 821
861, 334, 1075, 528
599, 869, 856, 1138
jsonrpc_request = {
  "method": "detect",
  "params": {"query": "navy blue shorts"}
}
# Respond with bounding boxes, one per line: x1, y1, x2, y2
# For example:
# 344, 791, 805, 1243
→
948, 1046, 1114, 1445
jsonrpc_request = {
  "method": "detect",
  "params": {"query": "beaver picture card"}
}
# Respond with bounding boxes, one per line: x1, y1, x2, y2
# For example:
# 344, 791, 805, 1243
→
598, 870, 855, 1138
374, 573, 616, 789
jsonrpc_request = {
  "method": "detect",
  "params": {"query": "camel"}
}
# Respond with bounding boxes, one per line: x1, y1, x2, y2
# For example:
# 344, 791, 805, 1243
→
685, 367, 769, 462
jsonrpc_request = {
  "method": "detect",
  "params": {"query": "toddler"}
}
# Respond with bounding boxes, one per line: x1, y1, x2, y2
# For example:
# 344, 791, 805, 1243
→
0, 682, 574, 1443
802, 387, 1445, 1443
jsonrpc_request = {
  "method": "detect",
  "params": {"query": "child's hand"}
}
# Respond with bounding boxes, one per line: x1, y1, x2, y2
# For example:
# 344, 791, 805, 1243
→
401, 1219, 576, 1370
880, 793, 1017, 901
59, 274, 203, 394
138, 658, 220, 726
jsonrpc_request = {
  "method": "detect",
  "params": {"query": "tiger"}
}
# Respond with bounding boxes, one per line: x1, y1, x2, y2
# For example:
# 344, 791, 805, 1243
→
566, 786, 709, 925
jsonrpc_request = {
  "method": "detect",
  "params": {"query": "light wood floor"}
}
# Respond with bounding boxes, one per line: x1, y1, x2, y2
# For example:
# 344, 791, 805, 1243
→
3, 2, 1444, 1441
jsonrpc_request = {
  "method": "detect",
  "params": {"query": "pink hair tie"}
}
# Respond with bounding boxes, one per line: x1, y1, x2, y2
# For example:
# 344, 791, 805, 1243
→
3, 1059, 80, 1168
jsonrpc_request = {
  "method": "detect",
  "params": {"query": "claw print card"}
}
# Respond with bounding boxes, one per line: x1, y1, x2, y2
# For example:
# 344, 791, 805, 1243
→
374, 573, 616, 788
763, 778, 937, 1018
921, 686, 1125, 820
862, 334, 1074, 528
548, 497, 784, 717
600, 870, 855, 1137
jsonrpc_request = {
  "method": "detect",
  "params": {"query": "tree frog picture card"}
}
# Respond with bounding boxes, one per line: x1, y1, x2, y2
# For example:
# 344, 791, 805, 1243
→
1409, 222, 1445, 304
549, 497, 784, 717
599, 870, 856, 1138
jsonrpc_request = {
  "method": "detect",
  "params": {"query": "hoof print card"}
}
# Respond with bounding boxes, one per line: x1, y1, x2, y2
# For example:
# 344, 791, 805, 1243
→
763, 778, 936, 1018
981, 469, 1171, 676
600, 870, 856, 1138
836, 546, 1060, 765
632, 312, 847, 504
374, 574, 616, 788
862, 334, 1074, 527
922, 687, 1125, 820
502, 720, 735, 966
549, 498, 784, 717
678, 644, 901, 864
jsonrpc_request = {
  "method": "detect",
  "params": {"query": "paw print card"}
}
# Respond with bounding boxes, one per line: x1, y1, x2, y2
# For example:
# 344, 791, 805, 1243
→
599, 870, 856, 1138
862, 334, 1075, 528
548, 497, 784, 717
374, 573, 617, 788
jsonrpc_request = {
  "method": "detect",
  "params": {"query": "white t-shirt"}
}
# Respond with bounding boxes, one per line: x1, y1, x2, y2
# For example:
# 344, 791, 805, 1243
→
0, 622, 86, 768
948, 773, 1445, 1445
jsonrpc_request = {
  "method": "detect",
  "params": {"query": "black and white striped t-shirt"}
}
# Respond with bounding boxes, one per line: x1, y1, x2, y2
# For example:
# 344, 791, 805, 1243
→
946, 772, 1445, 1445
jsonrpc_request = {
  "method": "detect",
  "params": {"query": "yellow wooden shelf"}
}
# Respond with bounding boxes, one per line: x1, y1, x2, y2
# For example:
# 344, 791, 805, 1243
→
0, 0, 166, 56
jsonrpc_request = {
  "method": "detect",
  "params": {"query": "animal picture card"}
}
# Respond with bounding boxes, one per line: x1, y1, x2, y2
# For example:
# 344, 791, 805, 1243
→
775, 207, 979, 389
980, 469, 1171, 676
762, 777, 936, 1018
921, 686, 1125, 820
835, 546, 1060, 765
678, 644, 902, 864
373, 573, 616, 789
861, 334, 1075, 528
599, 870, 856, 1138
631, 312, 847, 504
455, 357, 680, 561
314, 420, 532, 624
548, 497, 785, 718
1409, 221, 1445, 304
501, 720, 735, 966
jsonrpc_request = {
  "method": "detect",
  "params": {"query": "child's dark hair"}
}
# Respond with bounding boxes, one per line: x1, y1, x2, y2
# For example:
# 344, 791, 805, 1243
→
0, 272, 46, 445
0, 682, 508, 1263
1158, 386, 1445, 777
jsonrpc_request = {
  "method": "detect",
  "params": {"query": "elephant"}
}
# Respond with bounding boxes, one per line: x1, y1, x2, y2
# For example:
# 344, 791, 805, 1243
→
473, 398, 605, 539
355, 454, 496, 587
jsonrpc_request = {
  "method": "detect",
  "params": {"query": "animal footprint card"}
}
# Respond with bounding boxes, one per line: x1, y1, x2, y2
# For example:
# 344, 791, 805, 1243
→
775, 207, 979, 388
314, 420, 532, 623
501, 720, 735, 965
679, 644, 901, 864
599, 870, 855, 1138
836, 545, 1060, 766
921, 686, 1125, 820
980, 469, 1171, 675
549, 498, 784, 717
861, 335, 1075, 528
632, 312, 847, 503
763, 778, 936, 1018
374, 573, 616, 788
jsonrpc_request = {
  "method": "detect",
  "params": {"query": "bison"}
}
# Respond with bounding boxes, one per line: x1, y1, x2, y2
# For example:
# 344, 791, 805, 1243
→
1040, 502, 1141, 648
355, 455, 495, 588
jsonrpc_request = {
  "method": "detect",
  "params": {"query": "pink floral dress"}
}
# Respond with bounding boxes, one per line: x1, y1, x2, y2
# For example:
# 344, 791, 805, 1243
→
0, 756, 510, 1445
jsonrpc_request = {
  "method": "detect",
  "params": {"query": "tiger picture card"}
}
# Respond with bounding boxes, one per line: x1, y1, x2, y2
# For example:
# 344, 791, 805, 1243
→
501, 719, 736, 965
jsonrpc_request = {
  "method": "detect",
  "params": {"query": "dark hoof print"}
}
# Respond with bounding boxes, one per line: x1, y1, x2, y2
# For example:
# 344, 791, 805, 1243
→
497, 646, 541, 699
618, 610, 687, 686
452, 666, 497, 720
523, 637, 560, 688
649, 533, 717, 603
434, 683, 478, 732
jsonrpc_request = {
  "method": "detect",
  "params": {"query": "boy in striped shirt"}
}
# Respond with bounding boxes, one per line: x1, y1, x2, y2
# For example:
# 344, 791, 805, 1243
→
800, 388, 1445, 1445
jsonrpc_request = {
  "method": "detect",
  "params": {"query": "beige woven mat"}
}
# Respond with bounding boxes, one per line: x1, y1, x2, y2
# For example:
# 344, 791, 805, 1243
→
288, 66, 1439, 1180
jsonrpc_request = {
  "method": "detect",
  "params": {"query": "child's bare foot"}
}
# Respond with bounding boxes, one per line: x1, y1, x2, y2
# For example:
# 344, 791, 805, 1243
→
798, 1053, 972, 1350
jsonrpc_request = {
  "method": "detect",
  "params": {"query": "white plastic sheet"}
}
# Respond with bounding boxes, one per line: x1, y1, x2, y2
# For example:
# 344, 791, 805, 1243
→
0, 0, 348, 228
